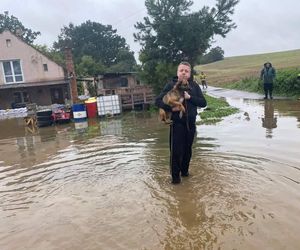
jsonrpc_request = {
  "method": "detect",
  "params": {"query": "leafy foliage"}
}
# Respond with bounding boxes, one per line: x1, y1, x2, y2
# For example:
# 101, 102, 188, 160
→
33, 44, 65, 65
76, 55, 106, 77
273, 68, 300, 95
197, 46, 224, 64
134, 0, 239, 93
53, 21, 136, 75
0, 12, 40, 44
227, 68, 300, 97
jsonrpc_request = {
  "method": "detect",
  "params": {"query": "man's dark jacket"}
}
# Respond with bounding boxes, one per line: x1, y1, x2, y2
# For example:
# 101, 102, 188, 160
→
260, 62, 276, 84
155, 80, 207, 124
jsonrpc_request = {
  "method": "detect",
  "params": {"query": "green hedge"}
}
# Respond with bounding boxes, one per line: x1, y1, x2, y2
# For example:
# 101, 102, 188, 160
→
227, 68, 300, 97
273, 68, 300, 95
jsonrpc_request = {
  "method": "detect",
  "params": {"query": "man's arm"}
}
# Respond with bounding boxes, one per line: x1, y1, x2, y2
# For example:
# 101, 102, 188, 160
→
272, 68, 276, 78
260, 68, 264, 80
188, 82, 207, 108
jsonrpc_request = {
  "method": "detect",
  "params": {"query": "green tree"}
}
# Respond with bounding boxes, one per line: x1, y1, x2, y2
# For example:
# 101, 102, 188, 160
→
0, 11, 40, 44
198, 46, 224, 64
134, 0, 239, 93
76, 55, 106, 77
53, 21, 136, 70
107, 49, 136, 72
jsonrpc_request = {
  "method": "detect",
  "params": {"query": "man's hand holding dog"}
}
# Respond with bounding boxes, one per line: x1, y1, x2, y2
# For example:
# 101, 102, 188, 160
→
184, 91, 191, 100
172, 106, 182, 112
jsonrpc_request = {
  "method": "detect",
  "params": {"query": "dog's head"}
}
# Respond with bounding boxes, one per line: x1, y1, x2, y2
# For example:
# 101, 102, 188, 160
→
174, 80, 190, 92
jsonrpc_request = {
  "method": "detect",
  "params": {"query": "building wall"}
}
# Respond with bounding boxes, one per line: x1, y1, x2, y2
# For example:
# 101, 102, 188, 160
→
127, 75, 136, 88
0, 30, 65, 85
0, 84, 69, 109
100, 75, 138, 89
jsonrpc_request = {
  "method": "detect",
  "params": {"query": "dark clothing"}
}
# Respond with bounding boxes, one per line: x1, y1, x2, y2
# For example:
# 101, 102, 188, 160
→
260, 66, 276, 84
264, 83, 273, 99
169, 121, 196, 180
155, 80, 207, 181
260, 62, 276, 99
155, 80, 207, 123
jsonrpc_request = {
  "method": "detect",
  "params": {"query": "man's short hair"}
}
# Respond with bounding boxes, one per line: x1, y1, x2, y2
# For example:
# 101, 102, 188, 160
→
179, 61, 191, 69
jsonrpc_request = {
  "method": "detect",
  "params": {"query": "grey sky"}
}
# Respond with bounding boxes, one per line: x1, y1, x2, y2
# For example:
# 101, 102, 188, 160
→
2, 0, 300, 58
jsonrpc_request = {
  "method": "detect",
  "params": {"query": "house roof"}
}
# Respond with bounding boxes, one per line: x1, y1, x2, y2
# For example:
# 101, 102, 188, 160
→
99, 72, 138, 78
0, 79, 68, 90
0, 29, 65, 69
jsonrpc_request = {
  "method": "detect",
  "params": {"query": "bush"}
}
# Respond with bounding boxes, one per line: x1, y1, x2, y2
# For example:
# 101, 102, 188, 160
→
274, 68, 300, 95
226, 68, 300, 97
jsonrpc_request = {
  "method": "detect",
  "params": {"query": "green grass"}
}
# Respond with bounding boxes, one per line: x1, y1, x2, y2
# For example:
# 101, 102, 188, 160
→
198, 94, 239, 125
224, 68, 300, 98
195, 49, 300, 87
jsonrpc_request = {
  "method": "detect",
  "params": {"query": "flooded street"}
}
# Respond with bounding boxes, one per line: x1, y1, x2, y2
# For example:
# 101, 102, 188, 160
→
1, 89, 300, 250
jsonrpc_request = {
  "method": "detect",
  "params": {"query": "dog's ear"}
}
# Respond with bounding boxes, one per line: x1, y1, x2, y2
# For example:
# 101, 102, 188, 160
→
174, 81, 182, 89
182, 79, 188, 85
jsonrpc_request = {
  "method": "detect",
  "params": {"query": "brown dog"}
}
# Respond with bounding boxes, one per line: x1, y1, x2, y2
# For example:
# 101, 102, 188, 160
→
159, 81, 188, 124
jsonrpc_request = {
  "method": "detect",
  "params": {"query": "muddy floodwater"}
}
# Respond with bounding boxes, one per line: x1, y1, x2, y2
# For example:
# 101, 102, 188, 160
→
1, 88, 300, 250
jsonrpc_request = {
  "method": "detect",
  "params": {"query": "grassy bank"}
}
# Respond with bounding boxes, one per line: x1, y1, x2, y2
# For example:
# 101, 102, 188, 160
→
226, 68, 300, 98
198, 94, 239, 124
195, 49, 300, 87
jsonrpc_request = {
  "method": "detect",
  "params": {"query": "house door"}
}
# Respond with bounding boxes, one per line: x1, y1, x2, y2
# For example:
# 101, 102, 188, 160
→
50, 88, 64, 104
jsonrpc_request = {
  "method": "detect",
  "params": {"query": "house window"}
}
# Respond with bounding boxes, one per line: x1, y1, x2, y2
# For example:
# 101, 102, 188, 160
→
120, 78, 128, 87
6, 39, 12, 47
13, 91, 29, 103
43, 64, 48, 71
2, 60, 23, 83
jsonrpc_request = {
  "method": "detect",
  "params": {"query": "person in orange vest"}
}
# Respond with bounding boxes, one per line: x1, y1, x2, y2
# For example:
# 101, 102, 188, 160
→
199, 71, 208, 89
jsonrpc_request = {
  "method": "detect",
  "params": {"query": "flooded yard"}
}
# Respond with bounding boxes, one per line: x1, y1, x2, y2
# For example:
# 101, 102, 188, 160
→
0, 89, 300, 249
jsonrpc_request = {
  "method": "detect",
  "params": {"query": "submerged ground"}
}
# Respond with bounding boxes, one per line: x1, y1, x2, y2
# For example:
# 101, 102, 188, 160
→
0, 88, 300, 249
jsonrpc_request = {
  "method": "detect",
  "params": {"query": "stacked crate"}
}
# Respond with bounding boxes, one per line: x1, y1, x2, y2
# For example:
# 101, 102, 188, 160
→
97, 95, 121, 117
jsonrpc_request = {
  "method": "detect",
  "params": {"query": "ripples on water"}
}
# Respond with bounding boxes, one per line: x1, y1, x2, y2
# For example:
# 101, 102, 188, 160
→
0, 106, 300, 249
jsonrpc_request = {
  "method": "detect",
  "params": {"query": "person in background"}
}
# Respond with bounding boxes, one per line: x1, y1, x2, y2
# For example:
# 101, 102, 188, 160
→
155, 62, 207, 184
199, 71, 208, 89
260, 62, 276, 99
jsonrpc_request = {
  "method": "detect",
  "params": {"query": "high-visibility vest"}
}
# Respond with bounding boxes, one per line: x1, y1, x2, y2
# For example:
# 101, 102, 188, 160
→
199, 74, 206, 80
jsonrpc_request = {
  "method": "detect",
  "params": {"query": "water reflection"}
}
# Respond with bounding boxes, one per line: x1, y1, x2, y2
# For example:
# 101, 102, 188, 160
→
100, 119, 122, 136
39, 126, 57, 142
262, 100, 277, 138
1, 101, 300, 249
74, 120, 88, 132
16, 135, 36, 159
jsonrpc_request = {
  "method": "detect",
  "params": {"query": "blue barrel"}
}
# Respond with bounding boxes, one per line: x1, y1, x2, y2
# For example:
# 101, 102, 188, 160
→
72, 104, 87, 122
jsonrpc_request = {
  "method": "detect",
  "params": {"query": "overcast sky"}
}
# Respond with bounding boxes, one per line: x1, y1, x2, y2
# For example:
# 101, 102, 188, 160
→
2, 0, 300, 58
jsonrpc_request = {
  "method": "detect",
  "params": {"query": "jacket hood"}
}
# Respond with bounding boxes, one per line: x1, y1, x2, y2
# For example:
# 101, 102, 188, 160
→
264, 62, 272, 67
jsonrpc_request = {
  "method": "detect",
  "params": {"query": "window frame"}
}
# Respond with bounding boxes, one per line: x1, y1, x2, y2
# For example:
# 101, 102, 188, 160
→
1, 59, 24, 84
6, 39, 12, 47
13, 91, 30, 103
43, 63, 48, 71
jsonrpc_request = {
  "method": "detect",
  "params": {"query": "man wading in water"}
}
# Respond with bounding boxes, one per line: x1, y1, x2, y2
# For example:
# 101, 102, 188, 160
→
155, 62, 207, 184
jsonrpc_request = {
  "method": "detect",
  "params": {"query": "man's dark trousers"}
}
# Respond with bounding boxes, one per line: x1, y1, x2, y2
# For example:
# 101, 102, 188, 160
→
169, 120, 196, 180
264, 83, 273, 98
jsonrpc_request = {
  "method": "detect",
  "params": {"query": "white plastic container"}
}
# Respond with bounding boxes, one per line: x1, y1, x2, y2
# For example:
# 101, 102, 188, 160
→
97, 95, 121, 116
